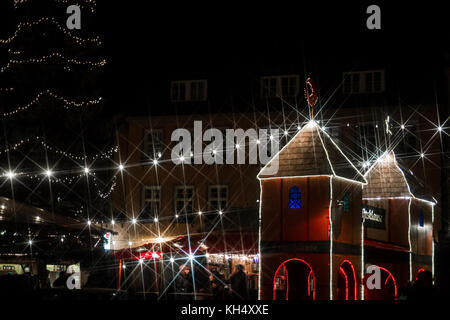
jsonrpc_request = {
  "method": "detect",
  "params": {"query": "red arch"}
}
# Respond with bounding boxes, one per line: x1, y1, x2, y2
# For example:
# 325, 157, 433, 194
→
373, 266, 398, 300
415, 268, 426, 281
339, 267, 349, 300
273, 258, 316, 300
339, 259, 358, 300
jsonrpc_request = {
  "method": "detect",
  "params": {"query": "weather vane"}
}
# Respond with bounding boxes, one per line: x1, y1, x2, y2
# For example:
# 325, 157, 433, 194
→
385, 115, 392, 135
304, 77, 318, 119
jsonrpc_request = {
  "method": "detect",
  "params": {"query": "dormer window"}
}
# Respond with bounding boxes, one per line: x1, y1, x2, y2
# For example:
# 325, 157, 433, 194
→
171, 80, 207, 102
261, 75, 299, 98
342, 70, 385, 94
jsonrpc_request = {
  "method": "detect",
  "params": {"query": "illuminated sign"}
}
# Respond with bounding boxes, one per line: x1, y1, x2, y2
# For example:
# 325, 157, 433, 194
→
135, 252, 163, 260
362, 205, 386, 229
104, 232, 111, 250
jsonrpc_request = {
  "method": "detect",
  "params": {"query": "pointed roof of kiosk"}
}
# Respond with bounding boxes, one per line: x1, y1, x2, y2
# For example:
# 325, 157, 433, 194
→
257, 120, 366, 184
362, 151, 435, 203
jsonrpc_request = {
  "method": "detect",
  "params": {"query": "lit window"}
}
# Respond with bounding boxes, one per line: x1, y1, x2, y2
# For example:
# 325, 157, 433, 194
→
288, 186, 301, 209
170, 80, 207, 102
419, 210, 424, 227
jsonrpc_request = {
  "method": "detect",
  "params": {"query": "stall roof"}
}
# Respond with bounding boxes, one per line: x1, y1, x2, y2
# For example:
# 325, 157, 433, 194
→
0, 196, 113, 235
113, 231, 259, 260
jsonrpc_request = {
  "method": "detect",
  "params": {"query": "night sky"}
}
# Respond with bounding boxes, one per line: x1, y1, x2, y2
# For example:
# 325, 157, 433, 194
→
91, 1, 450, 114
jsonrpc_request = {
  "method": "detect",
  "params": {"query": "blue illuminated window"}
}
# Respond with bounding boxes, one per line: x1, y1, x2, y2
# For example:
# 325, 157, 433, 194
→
288, 186, 301, 209
419, 210, 424, 227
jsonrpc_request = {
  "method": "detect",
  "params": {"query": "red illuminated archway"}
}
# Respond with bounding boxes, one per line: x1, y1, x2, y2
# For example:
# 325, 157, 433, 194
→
337, 260, 357, 300
364, 266, 398, 300
273, 258, 315, 300
415, 268, 426, 281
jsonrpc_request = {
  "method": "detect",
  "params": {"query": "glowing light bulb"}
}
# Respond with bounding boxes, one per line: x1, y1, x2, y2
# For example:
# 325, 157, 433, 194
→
6, 171, 15, 179
175, 214, 179, 219
235, 144, 240, 149
269, 135, 274, 141
118, 164, 124, 171
44, 169, 52, 177
298, 125, 301, 130
188, 254, 194, 261
256, 139, 260, 144
139, 259, 144, 264
170, 257, 175, 263
180, 155, 185, 162
401, 124, 405, 130
284, 130, 288, 136
421, 153, 425, 158
128, 241, 132, 246
131, 218, 137, 224
87, 220, 91, 226
198, 211, 202, 215
111, 220, 115, 225
84, 167, 89, 174
218, 210, 223, 215
28, 240, 32, 245
438, 126, 443, 132
154, 217, 158, 223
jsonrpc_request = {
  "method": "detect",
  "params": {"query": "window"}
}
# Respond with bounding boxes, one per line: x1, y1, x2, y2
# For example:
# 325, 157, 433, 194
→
343, 191, 350, 212
208, 185, 228, 211
419, 210, 424, 228
288, 186, 301, 209
143, 130, 163, 158
174, 186, 195, 222
343, 70, 385, 94
170, 80, 207, 102
142, 186, 161, 219
261, 75, 299, 98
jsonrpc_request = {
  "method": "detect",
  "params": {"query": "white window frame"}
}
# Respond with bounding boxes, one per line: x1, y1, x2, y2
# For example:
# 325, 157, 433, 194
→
170, 80, 208, 102
142, 186, 161, 217
208, 185, 228, 211
143, 129, 163, 157
261, 75, 300, 98
342, 70, 385, 94
174, 185, 195, 215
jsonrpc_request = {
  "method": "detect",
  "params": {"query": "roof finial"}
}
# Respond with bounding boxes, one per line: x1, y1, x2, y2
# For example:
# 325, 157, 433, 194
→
304, 77, 318, 119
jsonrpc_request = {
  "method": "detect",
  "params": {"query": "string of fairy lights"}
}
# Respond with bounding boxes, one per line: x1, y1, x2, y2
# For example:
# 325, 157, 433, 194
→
0, 17, 101, 45
0, 52, 106, 73
0, 90, 102, 117
0, 136, 118, 160
0, 4, 115, 213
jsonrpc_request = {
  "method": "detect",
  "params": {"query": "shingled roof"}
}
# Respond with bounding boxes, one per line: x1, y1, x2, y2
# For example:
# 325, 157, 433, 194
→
257, 120, 366, 183
362, 151, 435, 203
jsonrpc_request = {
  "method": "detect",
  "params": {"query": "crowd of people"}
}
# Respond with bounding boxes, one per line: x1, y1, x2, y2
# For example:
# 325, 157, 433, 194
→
174, 264, 250, 300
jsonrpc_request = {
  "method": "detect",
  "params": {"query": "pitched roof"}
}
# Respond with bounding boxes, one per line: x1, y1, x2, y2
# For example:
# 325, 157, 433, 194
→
257, 120, 366, 183
362, 151, 435, 203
